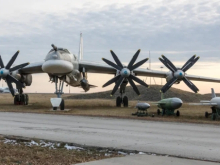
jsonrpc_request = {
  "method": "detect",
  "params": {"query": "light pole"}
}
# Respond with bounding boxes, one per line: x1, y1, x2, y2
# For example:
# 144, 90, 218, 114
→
160, 66, 163, 85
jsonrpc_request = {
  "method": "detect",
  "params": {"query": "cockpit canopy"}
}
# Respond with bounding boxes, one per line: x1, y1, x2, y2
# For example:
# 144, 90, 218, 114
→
48, 48, 70, 54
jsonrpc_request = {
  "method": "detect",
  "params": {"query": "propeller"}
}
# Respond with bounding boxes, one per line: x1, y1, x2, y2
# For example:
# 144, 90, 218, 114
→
159, 54, 200, 93
102, 49, 149, 96
0, 51, 29, 96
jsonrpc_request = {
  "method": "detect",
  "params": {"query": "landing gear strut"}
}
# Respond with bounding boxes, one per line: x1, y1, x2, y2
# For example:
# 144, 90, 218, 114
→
14, 88, 29, 105
116, 81, 128, 107
51, 76, 65, 110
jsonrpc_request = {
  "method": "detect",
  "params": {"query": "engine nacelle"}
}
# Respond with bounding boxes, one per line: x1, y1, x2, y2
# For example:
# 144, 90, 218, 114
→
80, 78, 90, 92
21, 74, 32, 86
165, 72, 180, 84
11, 71, 32, 86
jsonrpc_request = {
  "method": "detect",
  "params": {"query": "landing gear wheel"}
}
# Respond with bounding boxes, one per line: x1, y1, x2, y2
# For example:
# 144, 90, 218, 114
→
116, 96, 122, 107
211, 114, 216, 121
123, 96, 128, 107
157, 109, 161, 115
53, 107, 57, 110
60, 99, 65, 110
176, 110, 180, 117
20, 94, 26, 105
162, 109, 165, 116
24, 94, 29, 105
205, 112, 209, 118
14, 95, 19, 105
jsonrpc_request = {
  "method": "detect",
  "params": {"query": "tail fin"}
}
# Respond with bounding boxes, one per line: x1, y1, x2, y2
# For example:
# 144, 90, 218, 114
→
211, 88, 216, 98
161, 92, 164, 100
78, 33, 83, 61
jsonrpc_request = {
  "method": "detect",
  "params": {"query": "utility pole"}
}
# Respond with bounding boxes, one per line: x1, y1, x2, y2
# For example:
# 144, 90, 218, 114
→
149, 50, 151, 85
160, 66, 163, 85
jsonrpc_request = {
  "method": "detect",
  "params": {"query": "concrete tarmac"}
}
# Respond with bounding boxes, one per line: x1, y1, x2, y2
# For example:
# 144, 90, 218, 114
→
0, 112, 219, 162
76, 154, 219, 165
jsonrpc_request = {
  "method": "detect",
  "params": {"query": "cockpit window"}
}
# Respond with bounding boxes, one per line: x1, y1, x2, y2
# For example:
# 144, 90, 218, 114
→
48, 48, 70, 54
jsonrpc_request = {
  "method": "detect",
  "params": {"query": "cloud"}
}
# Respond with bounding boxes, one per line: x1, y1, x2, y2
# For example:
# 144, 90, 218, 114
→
0, 0, 219, 94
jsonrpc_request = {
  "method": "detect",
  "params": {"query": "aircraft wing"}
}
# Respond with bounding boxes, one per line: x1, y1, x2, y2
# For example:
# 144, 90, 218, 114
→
17, 60, 220, 84
79, 61, 220, 82
185, 74, 220, 83
79, 61, 167, 77
19, 61, 44, 74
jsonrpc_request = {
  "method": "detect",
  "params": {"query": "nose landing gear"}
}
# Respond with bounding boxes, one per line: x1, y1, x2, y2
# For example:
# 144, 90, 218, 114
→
50, 76, 65, 110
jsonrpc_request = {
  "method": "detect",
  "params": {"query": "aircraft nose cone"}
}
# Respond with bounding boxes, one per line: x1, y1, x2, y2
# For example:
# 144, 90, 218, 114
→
171, 98, 183, 109
42, 60, 73, 74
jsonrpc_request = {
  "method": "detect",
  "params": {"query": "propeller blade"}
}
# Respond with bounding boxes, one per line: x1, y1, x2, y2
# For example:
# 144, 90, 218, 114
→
111, 76, 124, 96
130, 58, 149, 71
181, 56, 200, 72
5, 51, 19, 69
6, 75, 24, 88
160, 77, 177, 93
130, 75, 149, 88
0, 56, 4, 68
161, 55, 177, 72
102, 58, 122, 70
127, 49, 141, 70
10, 62, 30, 72
103, 75, 121, 87
159, 58, 176, 72
181, 55, 196, 71
110, 50, 123, 68
182, 77, 199, 93
5, 79, 15, 96
127, 77, 140, 95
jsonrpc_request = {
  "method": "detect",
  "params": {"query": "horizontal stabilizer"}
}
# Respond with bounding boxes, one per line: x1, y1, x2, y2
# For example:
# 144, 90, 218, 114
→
189, 103, 217, 106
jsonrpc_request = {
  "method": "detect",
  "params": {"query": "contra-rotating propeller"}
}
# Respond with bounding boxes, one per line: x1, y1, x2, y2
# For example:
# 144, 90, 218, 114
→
0, 51, 29, 96
159, 54, 200, 93
102, 49, 149, 96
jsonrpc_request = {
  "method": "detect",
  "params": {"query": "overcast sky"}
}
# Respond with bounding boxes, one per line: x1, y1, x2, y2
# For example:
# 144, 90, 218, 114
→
0, 0, 219, 94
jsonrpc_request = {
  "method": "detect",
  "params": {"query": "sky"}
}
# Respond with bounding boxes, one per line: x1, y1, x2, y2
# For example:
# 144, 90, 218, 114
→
0, 0, 219, 94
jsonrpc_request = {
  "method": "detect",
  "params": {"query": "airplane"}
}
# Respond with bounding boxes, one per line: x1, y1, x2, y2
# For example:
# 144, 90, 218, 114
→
156, 93, 183, 116
189, 88, 220, 120
0, 33, 220, 110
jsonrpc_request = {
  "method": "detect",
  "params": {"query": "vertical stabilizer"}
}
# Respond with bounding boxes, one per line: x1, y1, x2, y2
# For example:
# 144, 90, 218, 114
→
78, 33, 83, 61
161, 92, 164, 100
211, 88, 216, 98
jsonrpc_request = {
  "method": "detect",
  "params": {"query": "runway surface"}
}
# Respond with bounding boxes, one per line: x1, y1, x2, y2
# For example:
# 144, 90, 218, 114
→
0, 112, 219, 162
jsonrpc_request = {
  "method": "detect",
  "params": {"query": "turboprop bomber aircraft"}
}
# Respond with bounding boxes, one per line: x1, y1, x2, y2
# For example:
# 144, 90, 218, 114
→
1, 33, 220, 110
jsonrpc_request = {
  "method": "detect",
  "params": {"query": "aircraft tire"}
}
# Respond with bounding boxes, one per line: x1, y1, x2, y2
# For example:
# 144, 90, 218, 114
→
176, 110, 180, 117
53, 107, 57, 110
116, 96, 122, 107
157, 109, 161, 115
123, 96, 128, 107
14, 95, 19, 105
205, 112, 209, 118
60, 99, 65, 110
25, 94, 29, 105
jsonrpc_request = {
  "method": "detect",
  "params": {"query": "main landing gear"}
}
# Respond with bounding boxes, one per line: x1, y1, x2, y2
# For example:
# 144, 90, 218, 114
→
14, 88, 29, 105
116, 95, 128, 107
51, 76, 65, 110
116, 80, 128, 107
